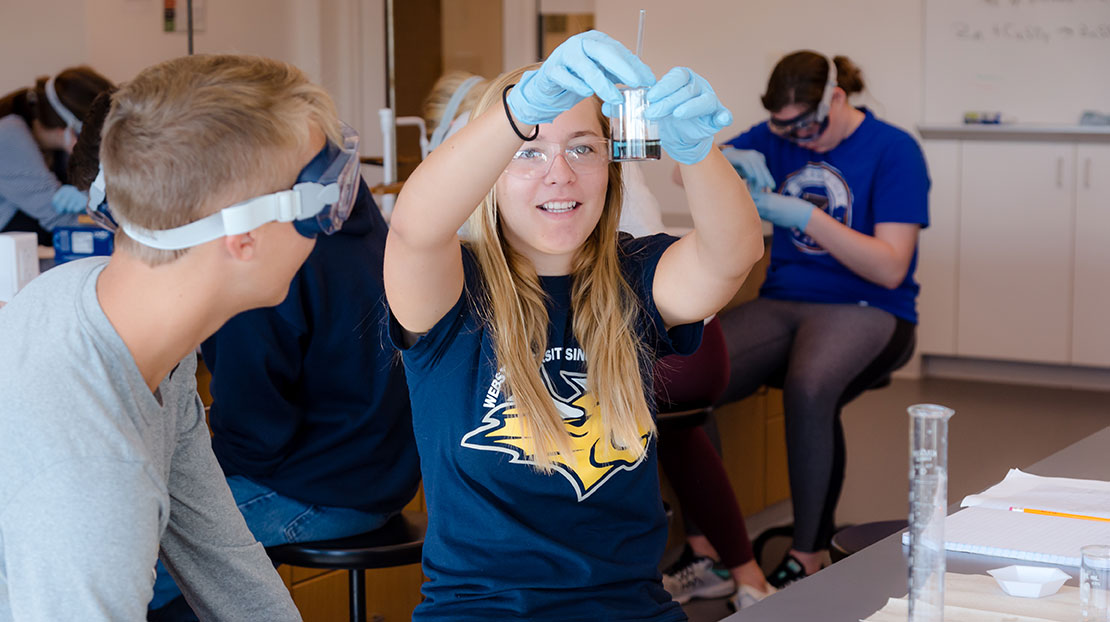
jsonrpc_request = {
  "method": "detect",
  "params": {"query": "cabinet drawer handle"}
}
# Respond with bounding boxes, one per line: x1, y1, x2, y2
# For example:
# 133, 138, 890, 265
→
1057, 157, 1064, 188
1085, 157, 1092, 190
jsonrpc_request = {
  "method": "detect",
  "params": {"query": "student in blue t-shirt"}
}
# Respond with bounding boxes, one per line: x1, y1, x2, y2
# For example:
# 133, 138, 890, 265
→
383, 31, 764, 621
677, 51, 928, 590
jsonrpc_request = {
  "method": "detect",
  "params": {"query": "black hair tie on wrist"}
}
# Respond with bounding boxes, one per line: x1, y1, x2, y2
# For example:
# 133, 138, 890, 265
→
502, 84, 539, 142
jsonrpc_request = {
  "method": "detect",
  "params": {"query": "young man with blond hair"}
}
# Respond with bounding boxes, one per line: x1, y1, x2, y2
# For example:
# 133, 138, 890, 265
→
0, 54, 359, 620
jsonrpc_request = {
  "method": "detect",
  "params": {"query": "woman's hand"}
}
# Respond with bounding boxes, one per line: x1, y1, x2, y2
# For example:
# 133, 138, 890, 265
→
645, 68, 732, 165
752, 192, 815, 232
51, 185, 88, 215
721, 147, 775, 193
506, 31, 654, 126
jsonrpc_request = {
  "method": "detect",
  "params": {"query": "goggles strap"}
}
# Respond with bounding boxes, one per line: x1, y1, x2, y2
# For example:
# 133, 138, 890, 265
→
115, 183, 340, 250
44, 76, 83, 133
117, 211, 229, 250
815, 55, 838, 123
88, 168, 107, 211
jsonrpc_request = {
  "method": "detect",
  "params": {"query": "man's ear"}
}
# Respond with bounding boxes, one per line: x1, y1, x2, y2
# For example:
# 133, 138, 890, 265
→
223, 231, 256, 262
830, 87, 847, 106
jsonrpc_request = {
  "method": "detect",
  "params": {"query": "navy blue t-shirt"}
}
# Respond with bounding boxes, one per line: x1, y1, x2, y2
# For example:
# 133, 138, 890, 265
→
391, 234, 700, 621
724, 108, 930, 322
203, 182, 419, 512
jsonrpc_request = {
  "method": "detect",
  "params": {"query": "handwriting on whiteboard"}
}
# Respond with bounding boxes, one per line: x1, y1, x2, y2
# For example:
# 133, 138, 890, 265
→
981, 0, 1109, 6
953, 21, 1110, 41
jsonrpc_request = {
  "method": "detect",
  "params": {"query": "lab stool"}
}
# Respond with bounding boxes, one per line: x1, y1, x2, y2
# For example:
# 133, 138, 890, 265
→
266, 510, 427, 622
829, 519, 907, 563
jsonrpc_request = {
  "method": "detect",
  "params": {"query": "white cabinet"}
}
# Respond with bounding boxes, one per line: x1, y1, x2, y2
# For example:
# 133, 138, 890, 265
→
917, 128, 1110, 369
917, 140, 960, 355
1072, 145, 1110, 367
956, 142, 1074, 364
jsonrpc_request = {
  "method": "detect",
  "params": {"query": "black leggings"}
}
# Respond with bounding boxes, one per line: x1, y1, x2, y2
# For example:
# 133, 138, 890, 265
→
716, 298, 915, 552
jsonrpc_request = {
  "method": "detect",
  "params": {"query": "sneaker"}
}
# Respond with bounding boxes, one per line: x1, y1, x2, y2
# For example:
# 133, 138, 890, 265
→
766, 553, 808, 589
728, 583, 777, 611
662, 556, 737, 604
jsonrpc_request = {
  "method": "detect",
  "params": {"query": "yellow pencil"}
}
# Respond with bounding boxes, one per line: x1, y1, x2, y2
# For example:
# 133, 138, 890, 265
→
1009, 506, 1110, 523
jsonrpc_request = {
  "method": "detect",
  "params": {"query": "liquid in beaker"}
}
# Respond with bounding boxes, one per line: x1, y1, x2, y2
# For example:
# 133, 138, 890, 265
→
609, 87, 660, 162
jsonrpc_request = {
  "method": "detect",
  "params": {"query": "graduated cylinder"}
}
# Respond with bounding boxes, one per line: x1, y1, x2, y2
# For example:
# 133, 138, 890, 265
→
907, 403, 955, 622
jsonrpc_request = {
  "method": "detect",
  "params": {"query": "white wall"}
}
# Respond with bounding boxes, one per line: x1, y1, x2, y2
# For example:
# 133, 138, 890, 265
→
594, 0, 925, 224
3, 0, 928, 209
0, 0, 387, 184
503, 0, 538, 72
83, 0, 299, 86
0, 0, 87, 96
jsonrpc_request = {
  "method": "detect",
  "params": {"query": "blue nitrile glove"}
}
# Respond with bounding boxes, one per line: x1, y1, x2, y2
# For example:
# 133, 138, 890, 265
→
507, 31, 655, 126
644, 67, 733, 165
753, 192, 816, 232
51, 184, 88, 215
721, 147, 775, 193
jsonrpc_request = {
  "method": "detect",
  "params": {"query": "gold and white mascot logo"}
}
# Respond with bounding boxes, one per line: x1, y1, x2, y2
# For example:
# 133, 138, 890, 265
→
462, 352, 650, 502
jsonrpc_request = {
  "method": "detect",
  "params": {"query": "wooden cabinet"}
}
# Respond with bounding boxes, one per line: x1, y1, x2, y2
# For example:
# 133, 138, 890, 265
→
700, 241, 790, 518
282, 564, 424, 622
957, 141, 1074, 363
1072, 145, 1110, 367
713, 388, 789, 516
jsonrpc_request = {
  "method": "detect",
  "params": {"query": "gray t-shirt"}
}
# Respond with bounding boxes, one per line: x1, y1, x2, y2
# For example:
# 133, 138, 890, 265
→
0, 258, 301, 621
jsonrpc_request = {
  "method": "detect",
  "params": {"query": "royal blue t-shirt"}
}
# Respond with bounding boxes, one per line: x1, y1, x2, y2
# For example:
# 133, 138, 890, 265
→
724, 108, 930, 322
390, 234, 700, 621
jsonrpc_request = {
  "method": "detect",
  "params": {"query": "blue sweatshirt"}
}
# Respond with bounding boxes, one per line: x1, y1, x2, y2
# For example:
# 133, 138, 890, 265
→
202, 181, 419, 512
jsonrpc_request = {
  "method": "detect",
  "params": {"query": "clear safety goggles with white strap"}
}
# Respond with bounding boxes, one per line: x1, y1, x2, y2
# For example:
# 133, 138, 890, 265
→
87, 122, 361, 249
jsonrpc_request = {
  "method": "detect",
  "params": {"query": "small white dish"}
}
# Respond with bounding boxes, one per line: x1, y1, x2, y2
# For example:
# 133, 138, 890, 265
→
986, 565, 1070, 598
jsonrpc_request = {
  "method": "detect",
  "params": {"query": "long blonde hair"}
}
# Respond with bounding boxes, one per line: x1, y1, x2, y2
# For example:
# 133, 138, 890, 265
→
464, 66, 654, 473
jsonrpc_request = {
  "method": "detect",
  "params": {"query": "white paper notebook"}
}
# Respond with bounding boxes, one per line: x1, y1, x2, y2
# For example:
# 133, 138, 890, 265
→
961, 469, 1110, 518
901, 505, 1110, 566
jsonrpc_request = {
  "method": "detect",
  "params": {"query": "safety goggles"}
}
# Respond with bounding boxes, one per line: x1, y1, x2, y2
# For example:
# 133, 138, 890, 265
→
504, 137, 610, 180
767, 55, 838, 145
768, 107, 830, 144
87, 122, 361, 249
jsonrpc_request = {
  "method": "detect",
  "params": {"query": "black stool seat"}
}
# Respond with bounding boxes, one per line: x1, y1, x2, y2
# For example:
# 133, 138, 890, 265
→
266, 510, 426, 622
829, 519, 907, 563
656, 406, 711, 431
267, 510, 426, 569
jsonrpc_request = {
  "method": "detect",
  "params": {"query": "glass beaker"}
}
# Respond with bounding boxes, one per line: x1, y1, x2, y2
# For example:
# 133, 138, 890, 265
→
1082, 544, 1110, 622
907, 403, 955, 622
609, 87, 660, 162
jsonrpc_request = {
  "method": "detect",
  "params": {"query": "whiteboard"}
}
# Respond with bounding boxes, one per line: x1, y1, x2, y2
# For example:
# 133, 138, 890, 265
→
924, 0, 1110, 125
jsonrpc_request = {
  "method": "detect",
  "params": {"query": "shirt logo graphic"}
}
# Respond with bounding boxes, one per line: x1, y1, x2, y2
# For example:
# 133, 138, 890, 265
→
781, 162, 853, 254
461, 368, 650, 501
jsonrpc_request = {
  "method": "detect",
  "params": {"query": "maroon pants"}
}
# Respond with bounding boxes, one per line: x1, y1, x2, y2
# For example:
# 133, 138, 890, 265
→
655, 317, 754, 569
